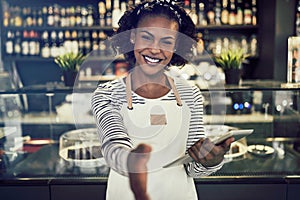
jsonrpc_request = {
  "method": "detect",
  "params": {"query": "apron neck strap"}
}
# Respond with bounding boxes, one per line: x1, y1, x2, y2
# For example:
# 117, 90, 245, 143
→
125, 73, 182, 109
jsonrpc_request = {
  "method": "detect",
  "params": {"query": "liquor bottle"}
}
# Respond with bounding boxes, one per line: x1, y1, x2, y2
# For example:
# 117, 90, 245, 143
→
21, 31, 29, 56
47, 5, 55, 26
198, 2, 207, 26
14, 6, 23, 27
228, 0, 236, 25
5, 31, 14, 55
87, 5, 95, 27
120, 1, 127, 14
183, 0, 191, 15
190, 0, 198, 25
236, 0, 243, 25
69, 6, 76, 27
63, 30, 72, 53
3, 4, 10, 27
57, 31, 65, 56
112, 0, 122, 28
244, 0, 252, 25
50, 31, 59, 57
14, 31, 22, 56
42, 6, 48, 26
78, 31, 85, 54
41, 31, 51, 58
252, 0, 257, 25
60, 8, 66, 27
215, 0, 222, 25
71, 30, 79, 54
29, 30, 40, 56
81, 6, 88, 26
32, 8, 37, 27
98, 31, 107, 56
98, 1, 106, 27
37, 9, 44, 27
207, 0, 216, 25
91, 31, 99, 51
53, 4, 60, 27
249, 34, 258, 57
75, 6, 82, 26
106, 0, 112, 27
84, 31, 92, 55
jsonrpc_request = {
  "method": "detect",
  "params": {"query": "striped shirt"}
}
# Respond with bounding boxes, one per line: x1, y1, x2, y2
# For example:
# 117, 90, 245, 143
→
91, 77, 223, 177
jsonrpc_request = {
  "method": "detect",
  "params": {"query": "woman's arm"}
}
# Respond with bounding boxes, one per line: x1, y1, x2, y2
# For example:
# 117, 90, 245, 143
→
185, 86, 227, 177
92, 82, 133, 175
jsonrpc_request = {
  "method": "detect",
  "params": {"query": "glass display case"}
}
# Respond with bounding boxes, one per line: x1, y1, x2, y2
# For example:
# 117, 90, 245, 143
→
0, 80, 299, 200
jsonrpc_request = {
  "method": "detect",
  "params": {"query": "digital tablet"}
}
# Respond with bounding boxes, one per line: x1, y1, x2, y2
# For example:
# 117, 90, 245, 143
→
163, 129, 254, 168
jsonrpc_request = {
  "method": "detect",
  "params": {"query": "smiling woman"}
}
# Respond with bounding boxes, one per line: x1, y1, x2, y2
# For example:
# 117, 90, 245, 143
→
91, 0, 234, 200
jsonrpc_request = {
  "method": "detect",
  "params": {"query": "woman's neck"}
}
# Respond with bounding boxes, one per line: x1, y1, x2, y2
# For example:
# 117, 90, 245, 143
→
130, 68, 170, 99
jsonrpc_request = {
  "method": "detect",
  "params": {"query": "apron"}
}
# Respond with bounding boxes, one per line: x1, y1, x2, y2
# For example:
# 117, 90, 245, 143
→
106, 74, 198, 200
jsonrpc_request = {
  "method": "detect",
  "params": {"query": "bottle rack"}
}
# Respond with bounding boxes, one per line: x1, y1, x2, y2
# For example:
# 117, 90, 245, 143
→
1, 0, 259, 63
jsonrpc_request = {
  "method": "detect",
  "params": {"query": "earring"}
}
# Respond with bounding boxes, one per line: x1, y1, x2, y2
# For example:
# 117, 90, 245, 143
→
130, 39, 134, 44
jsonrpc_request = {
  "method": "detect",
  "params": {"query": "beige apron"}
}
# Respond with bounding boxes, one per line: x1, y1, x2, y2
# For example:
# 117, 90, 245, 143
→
106, 74, 198, 200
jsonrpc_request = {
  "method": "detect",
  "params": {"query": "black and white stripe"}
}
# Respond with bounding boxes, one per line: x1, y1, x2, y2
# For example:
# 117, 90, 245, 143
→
91, 77, 223, 177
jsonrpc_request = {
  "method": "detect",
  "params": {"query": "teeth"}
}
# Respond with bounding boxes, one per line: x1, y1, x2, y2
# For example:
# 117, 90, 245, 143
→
144, 56, 160, 63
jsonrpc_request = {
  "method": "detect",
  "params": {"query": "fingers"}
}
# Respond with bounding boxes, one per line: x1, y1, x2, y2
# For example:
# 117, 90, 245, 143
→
127, 143, 152, 173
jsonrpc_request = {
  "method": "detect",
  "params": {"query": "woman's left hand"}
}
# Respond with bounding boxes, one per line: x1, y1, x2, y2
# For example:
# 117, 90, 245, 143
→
188, 137, 234, 167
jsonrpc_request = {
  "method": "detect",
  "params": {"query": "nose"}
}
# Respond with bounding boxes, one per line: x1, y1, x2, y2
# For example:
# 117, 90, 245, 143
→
149, 41, 161, 54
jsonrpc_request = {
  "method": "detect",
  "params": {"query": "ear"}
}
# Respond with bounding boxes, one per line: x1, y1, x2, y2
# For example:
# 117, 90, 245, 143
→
130, 30, 136, 44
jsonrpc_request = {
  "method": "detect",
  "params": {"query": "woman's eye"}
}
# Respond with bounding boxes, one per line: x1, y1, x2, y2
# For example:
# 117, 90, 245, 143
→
141, 35, 152, 41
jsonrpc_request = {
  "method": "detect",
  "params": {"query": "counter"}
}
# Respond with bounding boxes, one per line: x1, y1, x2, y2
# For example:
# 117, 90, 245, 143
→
1, 138, 300, 200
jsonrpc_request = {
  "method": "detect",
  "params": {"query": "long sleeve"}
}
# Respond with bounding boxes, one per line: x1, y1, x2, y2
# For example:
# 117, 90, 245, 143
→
91, 80, 133, 175
184, 86, 224, 177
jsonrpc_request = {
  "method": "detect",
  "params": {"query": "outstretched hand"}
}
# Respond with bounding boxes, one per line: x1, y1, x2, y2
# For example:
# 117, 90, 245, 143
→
127, 144, 152, 200
188, 137, 234, 168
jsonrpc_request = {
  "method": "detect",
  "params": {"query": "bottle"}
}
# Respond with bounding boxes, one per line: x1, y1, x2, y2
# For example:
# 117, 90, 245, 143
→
57, 31, 65, 56
37, 9, 44, 27
53, 4, 60, 27
244, 0, 252, 25
92, 31, 99, 51
236, 0, 243, 25
207, 0, 215, 25
190, 0, 198, 25
47, 5, 55, 26
21, 30, 29, 56
112, 0, 122, 28
50, 31, 59, 57
198, 2, 207, 26
221, 0, 229, 24
215, 0, 222, 25
252, 0, 257, 25
84, 30, 92, 55
106, 0, 112, 27
69, 6, 76, 27
78, 31, 85, 54
41, 31, 50, 58
63, 30, 72, 53
71, 30, 79, 54
14, 6, 23, 27
87, 5, 95, 27
98, 1, 106, 27
28, 30, 39, 56
14, 31, 22, 56
3, 4, 10, 27
98, 31, 107, 56
228, 0, 236, 25
81, 6, 88, 26
75, 6, 82, 26
183, 0, 191, 15
5, 31, 14, 55
249, 34, 258, 57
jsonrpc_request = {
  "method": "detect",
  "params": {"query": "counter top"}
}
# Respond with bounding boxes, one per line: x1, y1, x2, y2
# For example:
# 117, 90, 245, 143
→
1, 140, 300, 185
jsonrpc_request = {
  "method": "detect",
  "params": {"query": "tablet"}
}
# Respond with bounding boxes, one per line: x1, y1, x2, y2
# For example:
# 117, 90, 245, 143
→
210, 129, 254, 145
163, 129, 254, 168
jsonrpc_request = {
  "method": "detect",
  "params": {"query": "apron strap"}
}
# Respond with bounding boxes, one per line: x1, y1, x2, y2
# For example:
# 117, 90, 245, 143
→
125, 73, 182, 109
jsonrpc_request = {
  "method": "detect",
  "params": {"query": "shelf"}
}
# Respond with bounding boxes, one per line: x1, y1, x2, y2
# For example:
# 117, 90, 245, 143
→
3, 26, 114, 32
197, 24, 259, 30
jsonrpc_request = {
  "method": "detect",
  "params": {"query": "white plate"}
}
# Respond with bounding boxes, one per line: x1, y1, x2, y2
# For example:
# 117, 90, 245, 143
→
247, 144, 275, 156
225, 141, 247, 159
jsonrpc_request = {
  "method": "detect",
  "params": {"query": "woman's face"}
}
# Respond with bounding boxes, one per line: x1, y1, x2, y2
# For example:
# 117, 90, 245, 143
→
131, 16, 179, 76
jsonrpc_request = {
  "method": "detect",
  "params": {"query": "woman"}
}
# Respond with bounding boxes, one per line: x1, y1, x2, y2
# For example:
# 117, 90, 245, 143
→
92, 0, 233, 199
